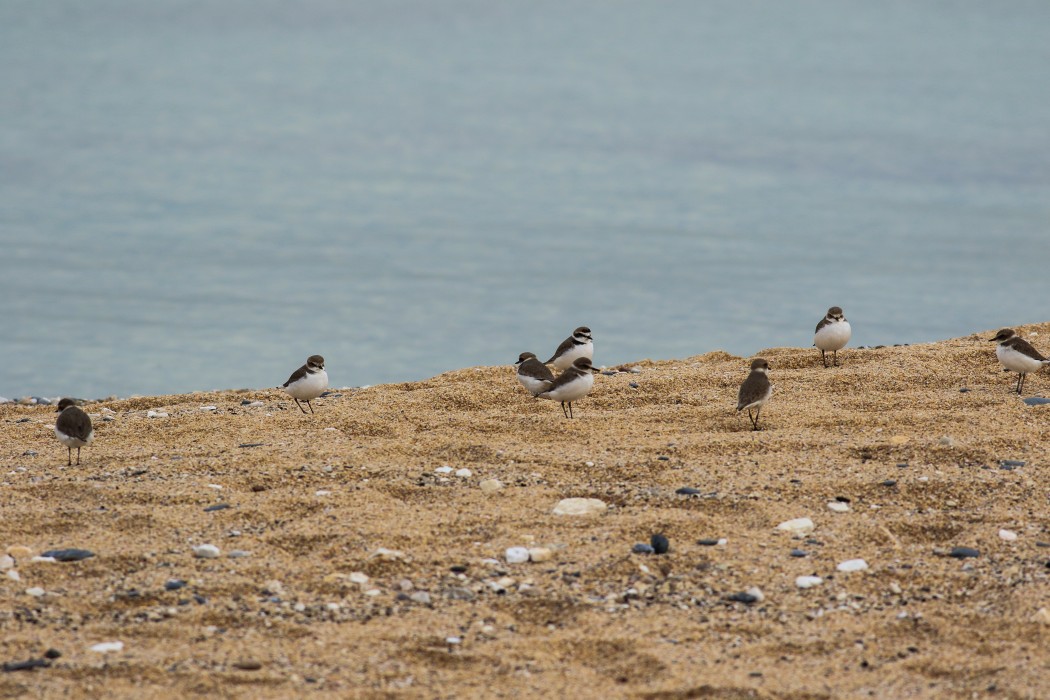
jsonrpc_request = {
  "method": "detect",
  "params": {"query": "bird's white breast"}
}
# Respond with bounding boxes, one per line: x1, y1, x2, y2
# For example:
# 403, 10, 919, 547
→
541, 372, 594, 402
814, 321, 851, 351
551, 341, 593, 371
997, 344, 1045, 374
284, 369, 329, 400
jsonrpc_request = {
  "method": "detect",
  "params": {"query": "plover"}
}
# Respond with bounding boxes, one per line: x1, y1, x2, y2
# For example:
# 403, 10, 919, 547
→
545, 326, 593, 371
989, 328, 1049, 395
55, 398, 93, 465
814, 306, 851, 367
737, 358, 772, 431
537, 357, 595, 418
282, 355, 328, 413
515, 352, 555, 396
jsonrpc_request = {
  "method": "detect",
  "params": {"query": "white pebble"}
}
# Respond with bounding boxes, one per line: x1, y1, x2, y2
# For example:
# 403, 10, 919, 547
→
315, 489, 331, 497
584, 461, 595, 467
7, 569, 20, 581
528, 547, 553, 562
999, 529, 1018, 542
744, 586, 765, 602
89, 641, 124, 653
479, 478, 503, 493
505, 547, 530, 564
552, 498, 607, 516
348, 572, 369, 585
199, 406, 217, 411
146, 410, 168, 418
193, 544, 221, 559
434, 466, 454, 474
206, 484, 223, 490
776, 517, 815, 536
0, 555, 13, 570
455, 468, 472, 478
795, 575, 824, 589
446, 636, 462, 645
837, 558, 869, 573
247, 401, 264, 407
827, 502, 850, 513
25, 587, 45, 597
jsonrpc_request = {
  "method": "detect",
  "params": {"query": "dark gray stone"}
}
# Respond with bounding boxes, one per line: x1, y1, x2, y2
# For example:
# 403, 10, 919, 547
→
41, 548, 94, 562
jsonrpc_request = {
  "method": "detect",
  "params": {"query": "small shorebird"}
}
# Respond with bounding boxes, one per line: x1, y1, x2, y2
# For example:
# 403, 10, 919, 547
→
282, 355, 328, 413
814, 306, 851, 367
55, 398, 93, 465
737, 358, 772, 431
989, 328, 1049, 395
538, 357, 595, 418
545, 326, 593, 371
515, 352, 555, 396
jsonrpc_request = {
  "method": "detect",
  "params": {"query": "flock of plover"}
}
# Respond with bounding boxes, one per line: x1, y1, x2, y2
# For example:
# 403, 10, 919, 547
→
48, 308, 1049, 466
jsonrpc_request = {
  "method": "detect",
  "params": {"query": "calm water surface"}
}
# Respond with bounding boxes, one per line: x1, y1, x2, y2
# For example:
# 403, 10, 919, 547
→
2, 1, 1048, 398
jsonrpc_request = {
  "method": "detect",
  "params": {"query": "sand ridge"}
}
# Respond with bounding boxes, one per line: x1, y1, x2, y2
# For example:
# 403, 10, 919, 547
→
1, 326, 1049, 698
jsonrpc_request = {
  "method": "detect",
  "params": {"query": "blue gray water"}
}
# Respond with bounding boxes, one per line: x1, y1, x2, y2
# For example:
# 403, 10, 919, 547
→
2, 1, 1048, 398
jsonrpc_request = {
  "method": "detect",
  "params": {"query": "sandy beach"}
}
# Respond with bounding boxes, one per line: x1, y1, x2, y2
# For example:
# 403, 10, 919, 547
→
1, 325, 1049, 698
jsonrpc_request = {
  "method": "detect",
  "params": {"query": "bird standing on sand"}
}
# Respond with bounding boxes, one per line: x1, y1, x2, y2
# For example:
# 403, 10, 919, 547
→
814, 307, 851, 367
545, 327, 593, 371
55, 398, 93, 465
989, 328, 1049, 395
282, 355, 328, 413
515, 352, 555, 396
538, 357, 595, 418
737, 358, 772, 431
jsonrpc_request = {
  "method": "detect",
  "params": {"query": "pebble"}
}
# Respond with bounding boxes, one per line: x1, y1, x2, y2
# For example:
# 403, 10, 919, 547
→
1022, 397, 1050, 406
776, 518, 815, 536
1, 658, 50, 672
146, 411, 168, 418
26, 587, 45, 597
199, 406, 217, 411
949, 546, 979, 559
505, 547, 530, 564
632, 544, 655, 554
434, 466, 454, 475
232, 660, 262, 671
41, 548, 94, 562
409, 591, 432, 605
22, 450, 37, 457
238, 443, 264, 448
938, 436, 955, 447
479, 479, 503, 493
315, 490, 331, 497
837, 559, 869, 573
203, 503, 231, 512
454, 468, 472, 478
795, 576, 823, 589
584, 461, 595, 467
697, 539, 721, 546
0, 556, 13, 570
999, 459, 1026, 469
999, 529, 1018, 542
790, 549, 808, 558
650, 534, 670, 554
675, 487, 702, 496
192, 544, 221, 559
164, 579, 186, 591
348, 572, 369, 585
528, 547, 553, 562
629, 382, 639, 388
44, 649, 61, 660
727, 587, 764, 604
1032, 608, 1050, 626
227, 550, 251, 559
827, 502, 850, 513
552, 498, 607, 516
89, 642, 124, 654
881, 479, 897, 487
7, 570, 20, 582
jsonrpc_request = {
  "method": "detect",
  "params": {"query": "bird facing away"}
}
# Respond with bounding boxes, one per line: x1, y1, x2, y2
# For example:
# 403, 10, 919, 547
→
537, 357, 595, 418
737, 358, 772, 431
515, 352, 555, 396
814, 307, 851, 367
55, 398, 93, 466
282, 355, 329, 413
545, 326, 593, 371
989, 328, 1049, 395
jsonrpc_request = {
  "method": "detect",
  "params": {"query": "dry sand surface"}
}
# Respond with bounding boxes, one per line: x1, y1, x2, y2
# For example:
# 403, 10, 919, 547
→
2, 326, 1050, 698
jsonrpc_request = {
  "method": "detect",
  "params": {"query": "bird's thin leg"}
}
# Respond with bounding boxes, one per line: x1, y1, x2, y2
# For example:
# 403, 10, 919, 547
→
307, 400, 314, 414
833, 350, 839, 367
560, 402, 569, 419
76, 447, 81, 466
294, 398, 307, 414
1018, 373, 1026, 395
67, 448, 72, 467
821, 350, 828, 368
568, 402, 574, 419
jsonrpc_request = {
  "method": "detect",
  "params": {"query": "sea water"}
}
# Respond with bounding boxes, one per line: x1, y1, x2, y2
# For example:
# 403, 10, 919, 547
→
2, 1, 1048, 398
